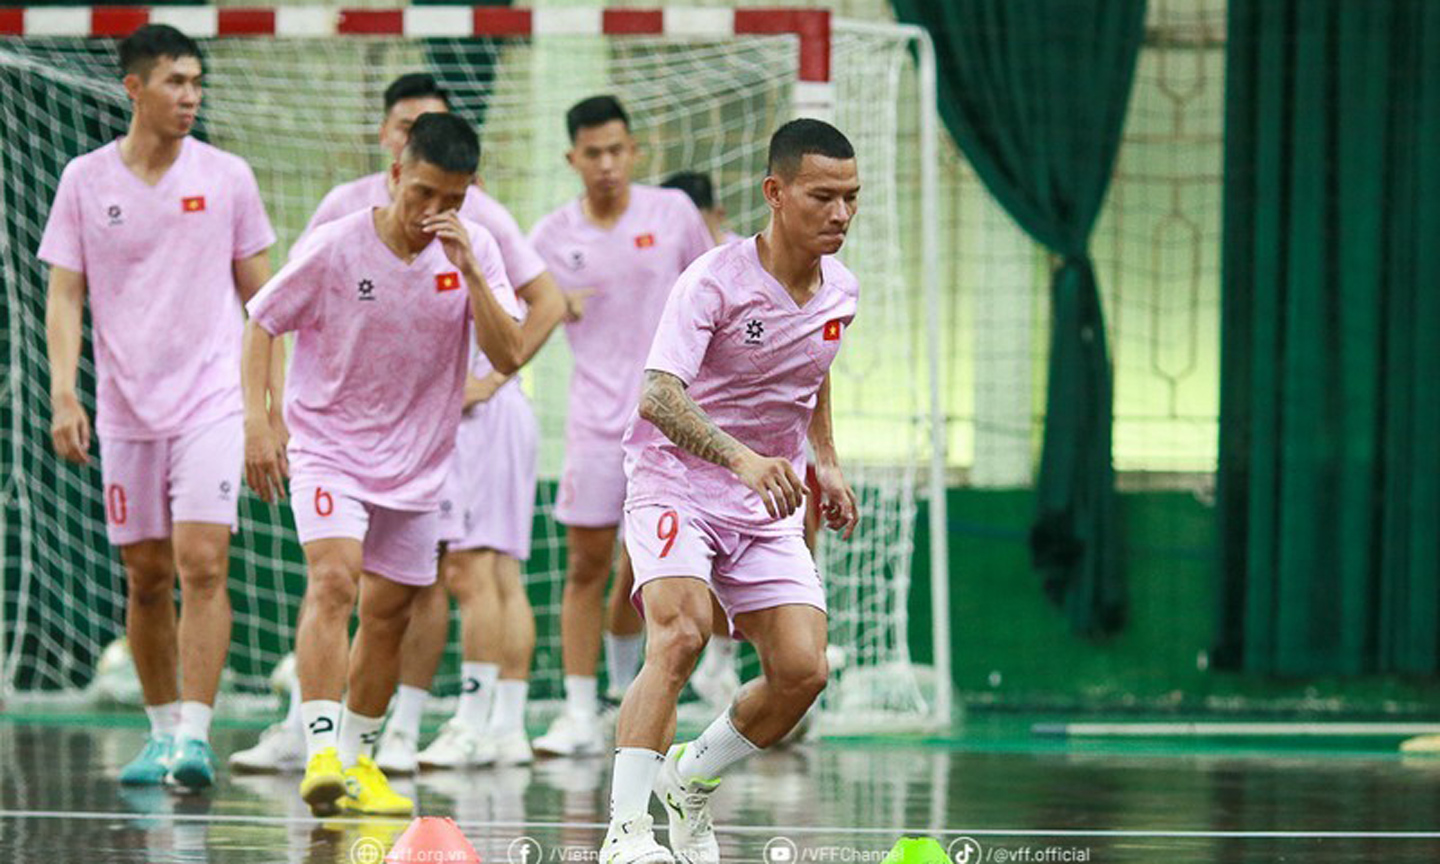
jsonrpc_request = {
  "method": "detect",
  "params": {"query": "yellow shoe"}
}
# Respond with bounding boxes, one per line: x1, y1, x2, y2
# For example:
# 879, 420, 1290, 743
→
340, 756, 415, 816
299, 748, 346, 817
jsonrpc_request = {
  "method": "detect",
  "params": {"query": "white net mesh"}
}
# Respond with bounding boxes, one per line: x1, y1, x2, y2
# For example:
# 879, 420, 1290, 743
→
0, 19, 941, 731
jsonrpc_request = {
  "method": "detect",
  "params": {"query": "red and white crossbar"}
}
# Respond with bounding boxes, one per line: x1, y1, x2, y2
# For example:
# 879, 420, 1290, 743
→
0, 6, 830, 81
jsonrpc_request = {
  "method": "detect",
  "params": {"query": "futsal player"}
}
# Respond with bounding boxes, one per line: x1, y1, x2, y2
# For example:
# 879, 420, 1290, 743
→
660, 171, 742, 246
40, 23, 279, 790
600, 119, 861, 864
241, 113, 522, 816
529, 96, 714, 756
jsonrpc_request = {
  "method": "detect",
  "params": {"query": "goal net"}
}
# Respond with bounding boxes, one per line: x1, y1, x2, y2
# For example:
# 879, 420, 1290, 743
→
0, 7, 945, 733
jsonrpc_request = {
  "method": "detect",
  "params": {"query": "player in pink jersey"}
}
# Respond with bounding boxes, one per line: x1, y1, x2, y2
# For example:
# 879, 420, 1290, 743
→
242, 113, 523, 817
529, 96, 714, 755
39, 24, 279, 790
229, 74, 566, 777
599, 120, 861, 864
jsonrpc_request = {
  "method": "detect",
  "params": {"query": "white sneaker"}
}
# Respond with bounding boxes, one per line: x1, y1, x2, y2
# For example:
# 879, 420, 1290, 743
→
690, 664, 740, 712
492, 728, 534, 766
374, 726, 419, 775
654, 744, 721, 864
532, 712, 605, 757
418, 718, 495, 769
600, 814, 674, 864
228, 721, 304, 774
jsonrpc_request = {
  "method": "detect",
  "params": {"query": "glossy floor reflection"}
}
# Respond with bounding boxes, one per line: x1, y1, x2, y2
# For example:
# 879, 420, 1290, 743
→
4, 716, 1440, 862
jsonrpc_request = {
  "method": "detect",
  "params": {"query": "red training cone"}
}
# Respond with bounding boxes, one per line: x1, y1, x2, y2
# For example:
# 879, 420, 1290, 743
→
386, 816, 482, 864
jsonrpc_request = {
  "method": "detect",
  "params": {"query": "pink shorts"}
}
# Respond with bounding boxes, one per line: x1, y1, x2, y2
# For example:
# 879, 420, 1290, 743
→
438, 384, 538, 560
290, 483, 440, 586
554, 439, 627, 528
97, 413, 243, 546
623, 504, 827, 640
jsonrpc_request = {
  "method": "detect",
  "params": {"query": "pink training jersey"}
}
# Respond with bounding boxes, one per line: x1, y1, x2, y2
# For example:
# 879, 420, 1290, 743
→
623, 236, 859, 535
247, 208, 521, 510
37, 137, 276, 439
530, 184, 713, 446
295, 172, 544, 385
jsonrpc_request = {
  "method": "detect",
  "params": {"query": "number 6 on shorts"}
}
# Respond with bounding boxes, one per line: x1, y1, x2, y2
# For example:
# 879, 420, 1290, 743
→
314, 487, 334, 517
657, 509, 679, 558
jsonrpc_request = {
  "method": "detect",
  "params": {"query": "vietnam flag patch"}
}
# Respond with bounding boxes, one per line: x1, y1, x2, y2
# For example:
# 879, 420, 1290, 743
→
823, 319, 843, 341
435, 272, 461, 292
181, 196, 205, 213
634, 233, 656, 249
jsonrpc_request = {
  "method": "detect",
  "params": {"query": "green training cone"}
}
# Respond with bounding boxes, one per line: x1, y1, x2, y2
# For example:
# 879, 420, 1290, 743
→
882, 836, 949, 864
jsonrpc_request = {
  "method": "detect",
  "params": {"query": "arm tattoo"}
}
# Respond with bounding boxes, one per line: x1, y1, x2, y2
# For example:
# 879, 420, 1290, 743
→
640, 370, 746, 470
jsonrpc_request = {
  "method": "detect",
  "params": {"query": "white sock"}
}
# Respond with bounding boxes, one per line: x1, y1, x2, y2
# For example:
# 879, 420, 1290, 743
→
697, 636, 738, 677
604, 633, 645, 694
492, 680, 529, 734
389, 684, 428, 740
677, 711, 760, 781
145, 702, 180, 738
457, 662, 499, 732
300, 700, 342, 761
565, 675, 598, 719
285, 683, 303, 734
338, 708, 385, 767
176, 701, 213, 745
609, 747, 664, 823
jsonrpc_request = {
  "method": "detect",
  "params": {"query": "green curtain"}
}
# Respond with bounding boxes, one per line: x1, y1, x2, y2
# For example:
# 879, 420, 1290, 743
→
1216, 0, 1440, 675
890, 0, 1145, 636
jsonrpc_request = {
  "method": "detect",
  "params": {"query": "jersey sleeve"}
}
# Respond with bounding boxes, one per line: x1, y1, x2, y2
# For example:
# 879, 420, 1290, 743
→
37, 161, 85, 273
246, 230, 332, 335
232, 159, 277, 259
644, 264, 723, 387
466, 192, 548, 289
676, 196, 716, 268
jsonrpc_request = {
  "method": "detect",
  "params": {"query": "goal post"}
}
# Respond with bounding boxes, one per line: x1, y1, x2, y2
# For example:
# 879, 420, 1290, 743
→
0, 5, 949, 734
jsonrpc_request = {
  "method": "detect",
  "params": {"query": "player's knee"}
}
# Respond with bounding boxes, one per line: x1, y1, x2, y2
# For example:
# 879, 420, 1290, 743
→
304, 562, 358, 619
125, 564, 174, 607
566, 548, 613, 586
771, 652, 829, 703
174, 544, 227, 595
650, 619, 708, 681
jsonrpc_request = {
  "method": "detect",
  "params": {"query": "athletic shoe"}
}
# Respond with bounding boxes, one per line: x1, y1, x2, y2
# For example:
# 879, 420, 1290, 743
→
340, 755, 414, 816
417, 717, 495, 769
690, 663, 740, 713
229, 720, 304, 773
599, 814, 674, 864
374, 725, 420, 775
492, 728, 534, 766
299, 748, 346, 817
654, 744, 721, 864
167, 739, 217, 789
533, 711, 606, 757
119, 735, 175, 786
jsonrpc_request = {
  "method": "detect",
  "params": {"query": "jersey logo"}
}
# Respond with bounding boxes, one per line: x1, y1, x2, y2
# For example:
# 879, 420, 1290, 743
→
744, 319, 765, 345
634, 232, 656, 249
436, 272, 461, 292
358, 278, 376, 301
181, 196, 205, 213
823, 319, 843, 341
106, 204, 123, 226
567, 249, 586, 270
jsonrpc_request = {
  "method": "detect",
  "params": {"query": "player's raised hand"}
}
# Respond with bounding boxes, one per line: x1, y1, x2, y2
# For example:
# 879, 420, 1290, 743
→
814, 461, 859, 540
244, 414, 288, 503
424, 210, 476, 274
735, 451, 806, 520
50, 392, 91, 464
564, 288, 596, 322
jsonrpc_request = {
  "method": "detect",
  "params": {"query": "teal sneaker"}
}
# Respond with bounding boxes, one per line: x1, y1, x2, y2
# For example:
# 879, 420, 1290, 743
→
167, 739, 217, 789
119, 735, 175, 786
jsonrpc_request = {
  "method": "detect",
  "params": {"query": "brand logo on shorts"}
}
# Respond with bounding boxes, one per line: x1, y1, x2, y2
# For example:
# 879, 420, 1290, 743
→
106, 204, 123, 226
358, 278, 376, 301
219, 480, 232, 501
744, 319, 765, 345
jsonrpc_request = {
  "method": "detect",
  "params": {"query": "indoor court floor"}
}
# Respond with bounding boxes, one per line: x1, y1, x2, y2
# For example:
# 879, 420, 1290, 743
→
3, 713, 1440, 863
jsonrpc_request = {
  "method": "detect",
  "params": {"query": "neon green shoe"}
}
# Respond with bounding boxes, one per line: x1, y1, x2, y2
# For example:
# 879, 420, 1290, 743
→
654, 744, 721, 864
299, 748, 346, 817
340, 756, 414, 816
